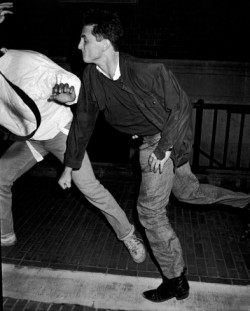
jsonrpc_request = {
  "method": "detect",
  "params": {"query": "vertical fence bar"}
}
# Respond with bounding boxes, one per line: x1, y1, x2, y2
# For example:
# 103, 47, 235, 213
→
192, 99, 204, 170
236, 113, 245, 169
210, 109, 218, 167
223, 110, 231, 167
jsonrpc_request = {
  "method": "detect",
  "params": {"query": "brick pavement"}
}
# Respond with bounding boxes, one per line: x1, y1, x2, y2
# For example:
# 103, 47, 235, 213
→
3, 297, 114, 311
1, 164, 250, 310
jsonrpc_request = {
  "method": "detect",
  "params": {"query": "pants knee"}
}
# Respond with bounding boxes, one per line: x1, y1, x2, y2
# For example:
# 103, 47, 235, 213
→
74, 177, 107, 198
0, 168, 13, 194
138, 206, 169, 230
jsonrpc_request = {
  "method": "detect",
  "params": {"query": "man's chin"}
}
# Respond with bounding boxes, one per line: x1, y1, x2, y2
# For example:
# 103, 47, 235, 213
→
83, 56, 90, 63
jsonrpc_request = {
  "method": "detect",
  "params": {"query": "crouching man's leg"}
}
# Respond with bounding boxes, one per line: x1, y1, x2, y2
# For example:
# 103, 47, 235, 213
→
137, 137, 189, 302
0, 141, 46, 246
72, 152, 146, 263
173, 162, 250, 208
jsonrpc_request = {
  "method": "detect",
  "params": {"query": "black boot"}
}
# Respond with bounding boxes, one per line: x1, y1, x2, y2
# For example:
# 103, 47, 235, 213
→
142, 270, 189, 303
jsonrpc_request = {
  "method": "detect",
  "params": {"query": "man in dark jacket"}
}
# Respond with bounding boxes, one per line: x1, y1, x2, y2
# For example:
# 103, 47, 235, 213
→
0, 4, 146, 263
52, 9, 250, 302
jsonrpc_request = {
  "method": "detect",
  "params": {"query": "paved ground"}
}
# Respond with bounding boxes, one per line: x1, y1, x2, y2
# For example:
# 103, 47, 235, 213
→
3, 263, 250, 311
1, 162, 250, 310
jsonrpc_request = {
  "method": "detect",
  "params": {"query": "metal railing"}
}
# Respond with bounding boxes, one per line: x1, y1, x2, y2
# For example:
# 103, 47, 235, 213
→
1, 100, 250, 176
192, 99, 250, 172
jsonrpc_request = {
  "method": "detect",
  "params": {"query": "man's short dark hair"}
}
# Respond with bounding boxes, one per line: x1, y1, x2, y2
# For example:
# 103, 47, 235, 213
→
82, 9, 123, 51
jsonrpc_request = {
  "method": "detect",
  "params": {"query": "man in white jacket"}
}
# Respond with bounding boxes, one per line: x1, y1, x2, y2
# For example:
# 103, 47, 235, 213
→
0, 49, 146, 264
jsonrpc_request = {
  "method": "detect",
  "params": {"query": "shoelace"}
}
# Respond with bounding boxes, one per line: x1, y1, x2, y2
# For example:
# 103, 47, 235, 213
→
124, 235, 142, 253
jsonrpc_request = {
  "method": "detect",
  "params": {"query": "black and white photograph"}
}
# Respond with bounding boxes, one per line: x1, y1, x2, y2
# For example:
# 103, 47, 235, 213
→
1, 1, 250, 310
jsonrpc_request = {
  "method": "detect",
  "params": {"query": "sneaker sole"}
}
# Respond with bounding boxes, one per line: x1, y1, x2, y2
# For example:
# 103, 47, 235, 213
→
131, 250, 146, 263
1, 236, 17, 247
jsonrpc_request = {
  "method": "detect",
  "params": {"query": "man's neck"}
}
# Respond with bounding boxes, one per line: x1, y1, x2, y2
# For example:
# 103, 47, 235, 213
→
96, 51, 119, 80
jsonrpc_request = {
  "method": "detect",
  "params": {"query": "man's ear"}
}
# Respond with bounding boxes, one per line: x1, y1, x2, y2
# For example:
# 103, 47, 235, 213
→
103, 39, 111, 51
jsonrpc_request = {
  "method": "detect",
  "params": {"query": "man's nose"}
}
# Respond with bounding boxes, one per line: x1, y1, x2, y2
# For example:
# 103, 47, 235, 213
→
78, 40, 83, 50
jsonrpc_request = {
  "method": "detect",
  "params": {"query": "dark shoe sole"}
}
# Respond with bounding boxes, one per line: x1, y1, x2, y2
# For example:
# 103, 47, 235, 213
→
142, 290, 189, 303
176, 290, 189, 300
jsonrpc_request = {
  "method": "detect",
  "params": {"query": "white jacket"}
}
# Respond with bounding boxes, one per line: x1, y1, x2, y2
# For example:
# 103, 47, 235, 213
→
0, 49, 81, 140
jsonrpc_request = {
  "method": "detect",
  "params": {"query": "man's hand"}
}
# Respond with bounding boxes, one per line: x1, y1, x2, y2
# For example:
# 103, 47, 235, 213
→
0, 47, 8, 53
0, 2, 13, 24
148, 150, 172, 174
58, 166, 73, 190
49, 83, 76, 104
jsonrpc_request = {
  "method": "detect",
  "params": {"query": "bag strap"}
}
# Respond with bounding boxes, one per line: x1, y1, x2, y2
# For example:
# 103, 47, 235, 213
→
0, 71, 41, 141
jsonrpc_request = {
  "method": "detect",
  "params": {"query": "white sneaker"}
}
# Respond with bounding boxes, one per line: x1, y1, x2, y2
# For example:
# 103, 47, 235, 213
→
1, 232, 17, 246
123, 232, 146, 263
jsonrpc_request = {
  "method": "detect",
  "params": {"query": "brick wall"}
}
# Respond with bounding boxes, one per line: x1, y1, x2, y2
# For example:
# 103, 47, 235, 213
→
1, 0, 249, 63
1, 0, 250, 176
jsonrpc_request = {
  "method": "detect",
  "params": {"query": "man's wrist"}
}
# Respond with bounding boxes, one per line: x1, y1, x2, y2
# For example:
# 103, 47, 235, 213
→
64, 166, 73, 173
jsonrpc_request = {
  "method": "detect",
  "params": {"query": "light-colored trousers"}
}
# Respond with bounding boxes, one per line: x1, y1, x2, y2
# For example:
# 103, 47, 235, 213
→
0, 130, 133, 239
137, 133, 250, 279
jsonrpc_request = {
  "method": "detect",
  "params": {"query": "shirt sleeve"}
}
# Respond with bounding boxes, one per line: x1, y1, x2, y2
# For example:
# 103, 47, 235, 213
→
64, 83, 99, 169
153, 66, 193, 162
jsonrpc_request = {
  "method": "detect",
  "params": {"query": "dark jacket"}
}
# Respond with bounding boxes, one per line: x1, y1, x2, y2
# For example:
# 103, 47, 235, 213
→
65, 53, 193, 169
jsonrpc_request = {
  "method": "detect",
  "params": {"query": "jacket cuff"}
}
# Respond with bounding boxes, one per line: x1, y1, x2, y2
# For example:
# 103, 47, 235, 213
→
153, 148, 165, 160
64, 159, 82, 170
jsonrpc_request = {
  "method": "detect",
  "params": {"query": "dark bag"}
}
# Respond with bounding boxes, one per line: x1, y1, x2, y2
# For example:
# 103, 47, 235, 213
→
0, 71, 41, 141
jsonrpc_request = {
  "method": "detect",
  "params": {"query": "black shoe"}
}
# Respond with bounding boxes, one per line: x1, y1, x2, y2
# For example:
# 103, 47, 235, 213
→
142, 270, 189, 303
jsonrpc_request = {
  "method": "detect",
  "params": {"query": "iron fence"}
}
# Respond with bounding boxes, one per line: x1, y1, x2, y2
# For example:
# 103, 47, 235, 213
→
192, 99, 250, 173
